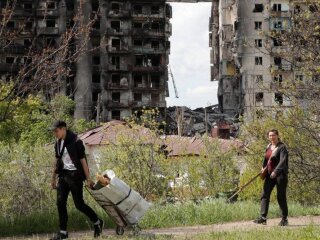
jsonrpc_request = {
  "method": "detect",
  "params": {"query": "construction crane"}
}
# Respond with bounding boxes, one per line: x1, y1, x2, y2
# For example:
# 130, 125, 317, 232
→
168, 64, 179, 98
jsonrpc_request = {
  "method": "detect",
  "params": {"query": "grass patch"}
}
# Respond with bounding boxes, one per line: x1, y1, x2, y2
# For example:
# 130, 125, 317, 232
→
181, 225, 320, 240
1, 200, 319, 237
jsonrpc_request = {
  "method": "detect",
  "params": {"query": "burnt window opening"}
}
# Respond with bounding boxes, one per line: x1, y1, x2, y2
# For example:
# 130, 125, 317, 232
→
92, 92, 99, 102
24, 39, 32, 47
274, 75, 283, 85
23, 3, 32, 9
151, 6, 160, 14
134, 93, 142, 101
272, 4, 281, 11
92, 38, 100, 47
111, 38, 121, 50
6, 21, 15, 29
111, 21, 121, 32
111, 74, 121, 85
255, 92, 264, 102
150, 75, 160, 88
93, 20, 100, 30
255, 39, 262, 47
111, 3, 120, 13
255, 57, 263, 65
253, 4, 264, 13
93, 56, 100, 65
151, 41, 160, 49
149, 55, 161, 66
133, 22, 143, 29
151, 22, 160, 31
134, 5, 142, 14
66, 2, 74, 11
133, 39, 143, 47
309, 4, 318, 13
151, 93, 160, 102
46, 20, 56, 28
274, 57, 282, 66
275, 93, 284, 105
92, 1, 99, 12
112, 92, 120, 102
6, 57, 15, 64
46, 38, 56, 47
92, 74, 100, 83
254, 21, 262, 30
25, 21, 33, 30
273, 38, 282, 46
294, 5, 301, 14
112, 110, 121, 120
274, 21, 282, 29
110, 56, 120, 68
47, 2, 56, 9
135, 55, 144, 66
295, 74, 304, 81
134, 75, 143, 87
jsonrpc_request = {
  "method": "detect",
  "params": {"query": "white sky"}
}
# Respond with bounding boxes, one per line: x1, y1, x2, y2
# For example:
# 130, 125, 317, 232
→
166, 3, 218, 109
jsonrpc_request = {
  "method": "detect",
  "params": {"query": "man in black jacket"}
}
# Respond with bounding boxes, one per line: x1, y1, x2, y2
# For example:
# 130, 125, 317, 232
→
50, 121, 103, 240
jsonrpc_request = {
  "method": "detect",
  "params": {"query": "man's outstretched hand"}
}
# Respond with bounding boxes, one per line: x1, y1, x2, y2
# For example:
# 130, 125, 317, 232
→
51, 179, 57, 189
86, 179, 95, 189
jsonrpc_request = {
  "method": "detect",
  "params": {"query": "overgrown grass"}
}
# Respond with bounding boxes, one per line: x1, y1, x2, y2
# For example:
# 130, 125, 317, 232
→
180, 225, 320, 240
1, 200, 319, 237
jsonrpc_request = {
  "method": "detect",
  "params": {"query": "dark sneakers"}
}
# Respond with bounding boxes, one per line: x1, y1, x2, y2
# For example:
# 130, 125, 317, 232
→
279, 218, 289, 226
94, 219, 104, 238
253, 216, 267, 225
49, 232, 68, 240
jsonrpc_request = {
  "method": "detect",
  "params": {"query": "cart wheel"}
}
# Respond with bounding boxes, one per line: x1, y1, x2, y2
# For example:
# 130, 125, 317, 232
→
133, 225, 141, 236
116, 226, 125, 235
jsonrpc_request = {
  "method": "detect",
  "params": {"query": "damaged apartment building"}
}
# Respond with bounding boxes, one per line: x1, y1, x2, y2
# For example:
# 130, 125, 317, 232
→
209, 0, 310, 120
0, 0, 172, 121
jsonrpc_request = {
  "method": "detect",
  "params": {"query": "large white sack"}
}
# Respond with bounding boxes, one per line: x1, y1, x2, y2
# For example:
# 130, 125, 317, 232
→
95, 170, 152, 224
123, 197, 151, 224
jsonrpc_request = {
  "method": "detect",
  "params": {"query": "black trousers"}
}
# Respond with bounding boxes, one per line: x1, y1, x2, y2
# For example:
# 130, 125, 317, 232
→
57, 170, 99, 231
260, 173, 288, 219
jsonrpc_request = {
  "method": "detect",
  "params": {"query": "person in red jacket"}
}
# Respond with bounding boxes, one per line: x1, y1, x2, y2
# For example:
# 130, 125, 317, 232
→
254, 129, 289, 226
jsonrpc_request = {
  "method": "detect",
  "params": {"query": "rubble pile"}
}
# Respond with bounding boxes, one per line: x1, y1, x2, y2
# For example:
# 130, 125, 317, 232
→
165, 105, 238, 138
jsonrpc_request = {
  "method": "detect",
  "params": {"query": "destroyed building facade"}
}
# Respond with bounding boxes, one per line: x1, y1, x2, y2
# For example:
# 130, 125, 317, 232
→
209, 0, 310, 120
0, 0, 172, 121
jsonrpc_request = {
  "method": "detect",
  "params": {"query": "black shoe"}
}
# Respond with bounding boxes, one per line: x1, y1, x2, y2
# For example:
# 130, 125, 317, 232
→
94, 219, 104, 238
49, 232, 68, 240
279, 218, 288, 226
253, 216, 267, 225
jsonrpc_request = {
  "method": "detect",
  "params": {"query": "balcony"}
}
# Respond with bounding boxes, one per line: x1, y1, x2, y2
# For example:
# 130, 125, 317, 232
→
1, 45, 27, 54
131, 100, 166, 108
105, 99, 130, 108
107, 45, 131, 53
132, 29, 166, 37
132, 65, 166, 72
105, 28, 130, 36
105, 82, 130, 90
133, 84, 165, 91
0, 63, 20, 72
271, 64, 292, 71
37, 27, 59, 35
107, 10, 130, 18
36, 8, 59, 17
270, 11, 291, 18
104, 64, 131, 72
133, 46, 166, 54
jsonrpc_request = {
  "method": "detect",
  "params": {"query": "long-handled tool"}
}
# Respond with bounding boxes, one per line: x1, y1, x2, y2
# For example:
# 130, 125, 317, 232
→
227, 172, 261, 202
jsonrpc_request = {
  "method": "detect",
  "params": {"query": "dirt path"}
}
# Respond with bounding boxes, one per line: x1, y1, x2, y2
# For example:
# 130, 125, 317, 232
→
2, 215, 320, 239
